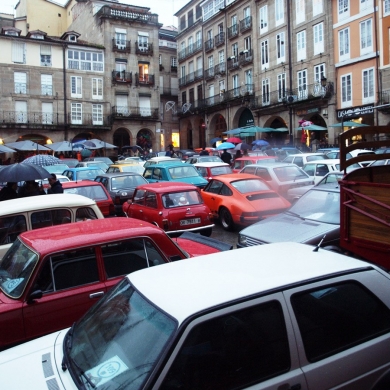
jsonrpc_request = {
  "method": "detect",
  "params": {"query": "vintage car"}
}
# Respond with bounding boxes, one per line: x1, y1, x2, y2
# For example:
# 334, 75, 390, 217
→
94, 172, 148, 216
201, 173, 291, 230
106, 162, 144, 175
232, 155, 278, 173
123, 182, 214, 236
194, 162, 233, 181
62, 167, 106, 181
3, 243, 390, 389
0, 217, 231, 350
62, 180, 115, 217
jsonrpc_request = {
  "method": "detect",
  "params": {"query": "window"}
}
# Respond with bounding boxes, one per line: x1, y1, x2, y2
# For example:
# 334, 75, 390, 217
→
360, 0, 373, 11
12, 41, 25, 64
313, 0, 323, 16
244, 69, 252, 90
139, 96, 151, 116
41, 74, 52, 95
338, 0, 349, 20
276, 32, 285, 62
313, 23, 324, 55
71, 103, 82, 124
138, 33, 149, 51
385, 0, 390, 15
70, 76, 82, 98
291, 282, 390, 362
297, 30, 306, 61
244, 36, 251, 51
92, 104, 103, 125
92, 78, 103, 99
261, 40, 269, 69
188, 9, 194, 26
161, 300, 290, 389
314, 63, 326, 83
15, 101, 27, 123
363, 68, 374, 103
232, 74, 239, 96
339, 27, 350, 61
67, 49, 104, 72
42, 102, 53, 124
275, 0, 284, 25
278, 73, 286, 102
296, 0, 305, 24
40, 45, 51, 66
360, 19, 373, 55
341, 74, 352, 105
116, 95, 129, 115
230, 14, 238, 35
298, 69, 308, 100
14, 72, 27, 94
259, 6, 268, 33
196, 31, 202, 49
115, 30, 126, 49
138, 63, 149, 83
262, 78, 270, 105
171, 57, 177, 67
188, 36, 193, 53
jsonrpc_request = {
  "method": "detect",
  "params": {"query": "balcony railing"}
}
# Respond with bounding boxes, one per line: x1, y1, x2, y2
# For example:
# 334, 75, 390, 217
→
178, 41, 202, 62
205, 39, 214, 52
227, 58, 239, 71
214, 62, 226, 75
178, 69, 203, 87
215, 32, 225, 47
97, 5, 159, 25
112, 70, 132, 84
112, 106, 159, 120
161, 87, 179, 96
135, 73, 155, 87
227, 24, 239, 39
112, 38, 131, 53
135, 43, 153, 56
239, 16, 252, 33
205, 67, 215, 80
239, 49, 254, 66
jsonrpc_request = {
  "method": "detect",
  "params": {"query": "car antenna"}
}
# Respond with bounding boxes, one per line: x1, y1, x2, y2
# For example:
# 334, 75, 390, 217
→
313, 234, 326, 252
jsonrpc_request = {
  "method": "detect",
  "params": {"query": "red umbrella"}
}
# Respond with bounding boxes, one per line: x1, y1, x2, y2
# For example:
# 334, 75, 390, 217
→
299, 120, 313, 128
226, 137, 242, 144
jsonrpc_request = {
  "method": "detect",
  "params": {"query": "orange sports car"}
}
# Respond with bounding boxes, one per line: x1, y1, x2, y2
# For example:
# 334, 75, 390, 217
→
201, 173, 291, 230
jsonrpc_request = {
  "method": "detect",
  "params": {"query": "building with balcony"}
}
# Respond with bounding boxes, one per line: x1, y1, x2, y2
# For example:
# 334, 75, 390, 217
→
175, 0, 336, 149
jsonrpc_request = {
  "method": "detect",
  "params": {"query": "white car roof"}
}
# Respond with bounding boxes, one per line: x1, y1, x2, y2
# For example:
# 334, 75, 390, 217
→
304, 159, 340, 165
194, 162, 230, 167
128, 242, 372, 324
146, 157, 181, 162
287, 153, 326, 157
0, 193, 97, 215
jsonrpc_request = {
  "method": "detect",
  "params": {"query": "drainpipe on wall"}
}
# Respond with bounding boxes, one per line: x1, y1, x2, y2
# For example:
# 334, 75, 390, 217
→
374, 0, 379, 126
287, 0, 293, 145
62, 44, 68, 141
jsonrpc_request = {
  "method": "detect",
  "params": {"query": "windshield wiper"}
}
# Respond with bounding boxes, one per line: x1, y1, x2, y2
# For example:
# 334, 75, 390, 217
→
285, 210, 305, 220
61, 322, 75, 371
69, 356, 96, 389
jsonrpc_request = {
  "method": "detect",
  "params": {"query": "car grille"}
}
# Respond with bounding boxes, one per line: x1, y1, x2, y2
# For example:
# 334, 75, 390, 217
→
241, 236, 266, 246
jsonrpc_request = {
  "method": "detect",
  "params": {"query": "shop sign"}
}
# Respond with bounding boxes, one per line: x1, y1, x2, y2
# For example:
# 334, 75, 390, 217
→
337, 105, 374, 119
296, 108, 319, 116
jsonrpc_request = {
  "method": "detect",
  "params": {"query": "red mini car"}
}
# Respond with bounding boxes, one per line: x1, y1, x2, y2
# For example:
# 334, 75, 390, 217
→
123, 182, 214, 236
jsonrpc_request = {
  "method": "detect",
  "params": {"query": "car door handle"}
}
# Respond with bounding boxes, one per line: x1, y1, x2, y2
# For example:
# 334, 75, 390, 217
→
90, 291, 104, 299
139, 210, 143, 213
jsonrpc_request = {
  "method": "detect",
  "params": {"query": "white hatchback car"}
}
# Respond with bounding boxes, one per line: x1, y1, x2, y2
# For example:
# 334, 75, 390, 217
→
2, 243, 390, 389
282, 152, 328, 167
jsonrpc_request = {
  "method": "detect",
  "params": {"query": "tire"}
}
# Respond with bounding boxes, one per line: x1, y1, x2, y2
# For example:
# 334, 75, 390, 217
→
200, 227, 212, 237
219, 207, 234, 231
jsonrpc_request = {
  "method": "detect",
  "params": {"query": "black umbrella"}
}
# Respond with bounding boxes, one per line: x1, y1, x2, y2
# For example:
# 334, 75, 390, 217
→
0, 163, 50, 182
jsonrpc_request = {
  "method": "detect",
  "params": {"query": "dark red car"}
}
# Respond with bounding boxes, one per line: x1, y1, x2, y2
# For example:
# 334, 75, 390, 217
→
123, 182, 214, 236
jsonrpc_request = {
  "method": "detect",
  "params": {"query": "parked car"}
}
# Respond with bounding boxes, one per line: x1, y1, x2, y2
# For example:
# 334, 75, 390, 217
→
143, 156, 182, 169
232, 155, 278, 173
326, 149, 375, 166
0, 217, 230, 351
282, 152, 329, 167
302, 158, 361, 184
369, 159, 390, 166
194, 162, 232, 181
237, 180, 341, 249
175, 149, 197, 161
201, 173, 291, 230
375, 147, 390, 154
185, 155, 223, 164
83, 156, 113, 165
272, 146, 303, 161
62, 167, 106, 181
143, 161, 209, 189
4, 243, 390, 389
61, 158, 79, 168
94, 172, 149, 215
144, 151, 167, 159
0, 194, 104, 259
116, 156, 145, 165
62, 181, 115, 217
123, 182, 214, 236
42, 163, 70, 175
239, 162, 313, 199
75, 161, 109, 171
106, 162, 144, 175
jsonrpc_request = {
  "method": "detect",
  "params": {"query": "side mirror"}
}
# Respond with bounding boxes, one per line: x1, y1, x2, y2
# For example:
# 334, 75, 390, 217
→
27, 290, 43, 304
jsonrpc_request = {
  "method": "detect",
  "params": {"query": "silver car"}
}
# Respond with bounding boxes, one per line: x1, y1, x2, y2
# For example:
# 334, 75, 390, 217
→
238, 181, 340, 249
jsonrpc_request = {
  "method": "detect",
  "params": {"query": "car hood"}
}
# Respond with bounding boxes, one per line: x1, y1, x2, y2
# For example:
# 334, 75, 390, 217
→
0, 330, 69, 389
240, 213, 339, 245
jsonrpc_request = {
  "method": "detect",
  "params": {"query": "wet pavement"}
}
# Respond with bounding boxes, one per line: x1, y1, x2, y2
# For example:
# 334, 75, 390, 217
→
210, 220, 240, 249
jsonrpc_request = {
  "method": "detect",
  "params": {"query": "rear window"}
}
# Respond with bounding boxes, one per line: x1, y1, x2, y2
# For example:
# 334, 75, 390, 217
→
64, 185, 109, 201
231, 179, 270, 193
162, 190, 203, 208
273, 166, 309, 182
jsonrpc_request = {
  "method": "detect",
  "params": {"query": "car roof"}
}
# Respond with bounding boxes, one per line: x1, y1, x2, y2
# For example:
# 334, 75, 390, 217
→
64, 167, 103, 171
95, 172, 144, 178
145, 162, 194, 168
0, 193, 97, 215
19, 217, 165, 254
235, 156, 275, 161
134, 182, 199, 192
62, 181, 105, 188
242, 162, 301, 168
194, 162, 230, 167
286, 153, 326, 157
146, 157, 181, 162
304, 159, 340, 165
208, 173, 267, 182
128, 242, 372, 323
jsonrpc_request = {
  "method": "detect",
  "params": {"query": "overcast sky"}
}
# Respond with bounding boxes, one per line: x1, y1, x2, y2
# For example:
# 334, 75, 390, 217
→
0, 0, 188, 27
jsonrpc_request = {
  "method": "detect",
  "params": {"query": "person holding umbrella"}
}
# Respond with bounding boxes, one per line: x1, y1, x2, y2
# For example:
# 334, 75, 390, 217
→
0, 182, 18, 201
47, 174, 64, 194
221, 149, 233, 164
18, 180, 45, 197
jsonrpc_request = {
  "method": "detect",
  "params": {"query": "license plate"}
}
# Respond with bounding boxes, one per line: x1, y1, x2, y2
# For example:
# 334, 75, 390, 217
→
180, 218, 201, 226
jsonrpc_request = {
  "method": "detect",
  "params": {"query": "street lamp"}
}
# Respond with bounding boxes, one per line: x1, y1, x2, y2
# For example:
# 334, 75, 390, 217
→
320, 76, 327, 87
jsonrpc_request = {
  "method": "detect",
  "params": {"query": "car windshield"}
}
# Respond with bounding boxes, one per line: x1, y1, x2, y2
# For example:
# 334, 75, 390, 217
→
273, 166, 309, 182
162, 190, 203, 208
64, 185, 108, 200
77, 169, 105, 180
288, 189, 340, 224
231, 179, 270, 193
0, 238, 39, 299
44, 164, 69, 174
169, 166, 200, 179
111, 175, 146, 189
210, 166, 232, 175
66, 279, 176, 389
121, 165, 144, 174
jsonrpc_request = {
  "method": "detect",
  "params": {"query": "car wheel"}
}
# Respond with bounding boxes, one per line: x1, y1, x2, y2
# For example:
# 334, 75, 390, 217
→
219, 207, 234, 231
200, 227, 212, 237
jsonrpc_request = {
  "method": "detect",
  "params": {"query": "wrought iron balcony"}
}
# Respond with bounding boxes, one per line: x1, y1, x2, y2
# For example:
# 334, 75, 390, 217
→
135, 43, 153, 56
214, 62, 226, 75
178, 41, 202, 62
178, 69, 203, 87
112, 70, 132, 85
239, 16, 252, 33
112, 38, 131, 53
239, 49, 253, 66
112, 106, 159, 120
215, 32, 225, 47
378, 90, 390, 112
205, 39, 214, 52
135, 73, 155, 87
227, 24, 239, 39
227, 58, 239, 71
205, 67, 215, 80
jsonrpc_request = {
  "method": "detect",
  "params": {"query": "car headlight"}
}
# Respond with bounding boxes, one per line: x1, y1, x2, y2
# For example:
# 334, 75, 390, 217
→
120, 191, 128, 196
238, 234, 247, 246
